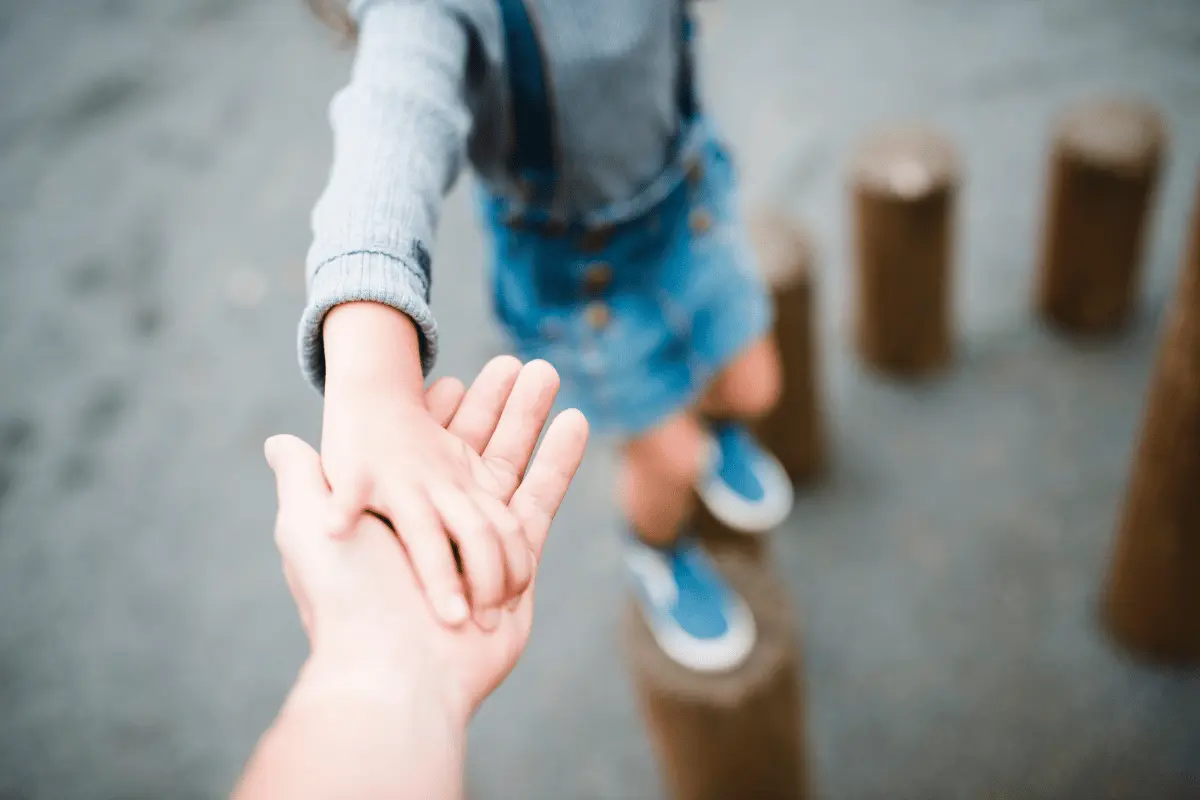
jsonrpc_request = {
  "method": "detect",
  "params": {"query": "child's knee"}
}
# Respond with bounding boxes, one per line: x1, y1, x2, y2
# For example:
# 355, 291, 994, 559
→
715, 338, 783, 420
621, 444, 697, 493
742, 348, 783, 418
621, 415, 705, 490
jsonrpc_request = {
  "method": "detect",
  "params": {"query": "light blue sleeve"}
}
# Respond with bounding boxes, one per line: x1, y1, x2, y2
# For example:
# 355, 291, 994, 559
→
299, 0, 476, 391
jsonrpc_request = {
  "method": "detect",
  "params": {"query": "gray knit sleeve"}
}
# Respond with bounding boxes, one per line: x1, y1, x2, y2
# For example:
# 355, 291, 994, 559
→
299, 0, 474, 392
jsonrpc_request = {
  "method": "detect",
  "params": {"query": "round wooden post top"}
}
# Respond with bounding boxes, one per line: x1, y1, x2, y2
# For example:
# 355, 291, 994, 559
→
748, 212, 814, 292
851, 125, 959, 200
1054, 97, 1166, 172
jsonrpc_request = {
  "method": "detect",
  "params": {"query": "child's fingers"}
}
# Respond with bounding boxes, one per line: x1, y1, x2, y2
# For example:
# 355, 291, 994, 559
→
428, 484, 507, 628
511, 409, 590, 561
383, 489, 470, 627
425, 376, 467, 427
480, 359, 561, 503
471, 488, 532, 599
447, 355, 523, 454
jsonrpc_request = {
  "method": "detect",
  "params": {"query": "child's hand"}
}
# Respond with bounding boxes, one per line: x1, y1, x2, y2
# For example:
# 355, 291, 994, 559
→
262, 356, 586, 723
319, 304, 533, 630
322, 374, 531, 630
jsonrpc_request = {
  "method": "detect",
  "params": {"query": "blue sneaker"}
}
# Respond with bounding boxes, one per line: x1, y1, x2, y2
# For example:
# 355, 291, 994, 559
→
624, 533, 756, 672
696, 422, 794, 533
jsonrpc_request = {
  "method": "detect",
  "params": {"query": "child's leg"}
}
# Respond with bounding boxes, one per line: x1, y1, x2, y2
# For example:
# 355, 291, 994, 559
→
619, 334, 785, 544
692, 333, 793, 533
619, 411, 757, 673
699, 334, 783, 422
618, 412, 706, 546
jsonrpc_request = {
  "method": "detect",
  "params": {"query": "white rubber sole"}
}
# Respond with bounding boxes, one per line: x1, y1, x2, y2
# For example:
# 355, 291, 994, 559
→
625, 542, 758, 673
638, 592, 757, 673
696, 438, 795, 534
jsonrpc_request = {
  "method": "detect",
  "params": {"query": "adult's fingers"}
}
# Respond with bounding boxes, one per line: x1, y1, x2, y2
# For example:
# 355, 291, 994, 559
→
378, 486, 470, 627
426, 376, 467, 428
480, 359, 561, 503
447, 355, 523, 453
265, 435, 345, 621
281, 561, 314, 638
510, 409, 589, 560
264, 435, 331, 530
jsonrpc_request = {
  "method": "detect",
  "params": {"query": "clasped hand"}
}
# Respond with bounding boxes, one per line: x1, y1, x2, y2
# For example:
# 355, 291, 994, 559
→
268, 357, 588, 724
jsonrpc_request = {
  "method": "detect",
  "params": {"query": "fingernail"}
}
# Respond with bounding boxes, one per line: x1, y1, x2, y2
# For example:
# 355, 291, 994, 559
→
478, 607, 501, 631
506, 596, 522, 612
440, 595, 469, 625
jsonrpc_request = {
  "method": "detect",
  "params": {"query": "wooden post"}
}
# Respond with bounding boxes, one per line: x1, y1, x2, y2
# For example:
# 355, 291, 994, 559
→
850, 125, 958, 376
623, 550, 809, 800
692, 502, 768, 565
749, 213, 827, 487
1036, 97, 1167, 334
691, 213, 826, 562
1101, 173, 1200, 664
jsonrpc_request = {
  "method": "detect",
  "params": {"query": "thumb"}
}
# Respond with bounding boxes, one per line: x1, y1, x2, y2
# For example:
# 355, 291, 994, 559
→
264, 434, 330, 517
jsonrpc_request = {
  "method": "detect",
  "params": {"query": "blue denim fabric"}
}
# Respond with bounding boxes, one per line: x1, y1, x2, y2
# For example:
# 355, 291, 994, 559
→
478, 129, 773, 437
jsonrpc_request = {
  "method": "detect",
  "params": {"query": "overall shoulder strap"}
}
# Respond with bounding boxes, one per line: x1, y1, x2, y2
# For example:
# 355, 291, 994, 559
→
497, 0, 700, 211
496, 0, 557, 206
677, 0, 699, 123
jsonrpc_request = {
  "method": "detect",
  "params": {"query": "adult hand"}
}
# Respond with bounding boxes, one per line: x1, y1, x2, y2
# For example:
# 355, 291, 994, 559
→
269, 357, 589, 725
237, 357, 588, 800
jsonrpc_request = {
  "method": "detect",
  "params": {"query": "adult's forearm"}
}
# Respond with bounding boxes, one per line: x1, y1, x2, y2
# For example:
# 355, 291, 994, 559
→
235, 659, 466, 800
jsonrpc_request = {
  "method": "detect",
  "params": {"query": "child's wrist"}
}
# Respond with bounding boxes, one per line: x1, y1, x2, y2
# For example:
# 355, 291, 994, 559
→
323, 301, 426, 402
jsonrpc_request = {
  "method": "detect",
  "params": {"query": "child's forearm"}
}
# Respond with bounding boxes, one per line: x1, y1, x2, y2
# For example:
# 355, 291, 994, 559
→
235, 658, 466, 800
323, 301, 426, 404
300, 0, 476, 392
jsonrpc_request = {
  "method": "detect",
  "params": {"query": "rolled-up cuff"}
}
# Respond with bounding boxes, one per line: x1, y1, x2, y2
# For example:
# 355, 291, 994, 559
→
298, 250, 439, 393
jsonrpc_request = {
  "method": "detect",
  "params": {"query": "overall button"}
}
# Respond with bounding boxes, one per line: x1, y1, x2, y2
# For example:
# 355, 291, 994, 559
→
689, 207, 714, 235
586, 301, 611, 330
579, 224, 614, 253
583, 262, 613, 297
514, 177, 534, 203
582, 347, 605, 376
541, 318, 565, 342
540, 218, 568, 237
685, 156, 705, 188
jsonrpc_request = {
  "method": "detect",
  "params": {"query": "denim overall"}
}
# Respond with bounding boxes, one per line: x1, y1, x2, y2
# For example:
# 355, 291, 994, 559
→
481, 0, 773, 436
